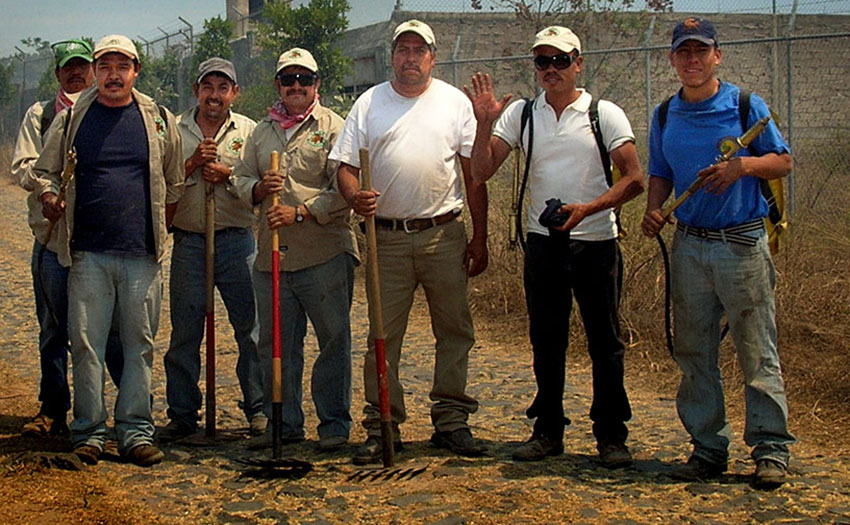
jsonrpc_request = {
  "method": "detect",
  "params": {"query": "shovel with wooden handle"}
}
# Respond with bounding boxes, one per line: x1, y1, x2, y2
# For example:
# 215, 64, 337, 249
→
359, 147, 394, 468
204, 181, 216, 438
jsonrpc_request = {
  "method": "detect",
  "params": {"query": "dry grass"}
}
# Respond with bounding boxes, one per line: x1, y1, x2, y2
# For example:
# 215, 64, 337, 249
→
468, 157, 850, 452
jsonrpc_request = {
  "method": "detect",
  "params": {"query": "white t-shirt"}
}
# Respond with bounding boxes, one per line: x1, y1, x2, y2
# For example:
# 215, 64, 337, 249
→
329, 79, 476, 219
493, 89, 634, 240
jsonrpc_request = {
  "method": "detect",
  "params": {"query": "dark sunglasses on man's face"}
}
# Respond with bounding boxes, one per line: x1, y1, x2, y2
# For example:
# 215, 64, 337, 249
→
533, 53, 577, 71
277, 73, 318, 87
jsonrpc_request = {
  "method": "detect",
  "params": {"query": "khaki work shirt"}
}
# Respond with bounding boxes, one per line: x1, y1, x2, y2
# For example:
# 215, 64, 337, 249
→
11, 99, 68, 254
231, 102, 358, 272
172, 107, 257, 232
34, 87, 184, 267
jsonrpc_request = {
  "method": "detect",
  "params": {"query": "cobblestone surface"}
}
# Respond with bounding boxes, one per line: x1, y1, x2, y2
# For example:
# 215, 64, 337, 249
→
1, 180, 849, 523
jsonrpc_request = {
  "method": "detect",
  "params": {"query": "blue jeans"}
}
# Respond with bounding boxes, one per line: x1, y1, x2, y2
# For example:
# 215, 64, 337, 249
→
164, 228, 263, 428
253, 253, 355, 440
68, 251, 161, 453
30, 241, 123, 418
671, 229, 795, 467
523, 233, 631, 446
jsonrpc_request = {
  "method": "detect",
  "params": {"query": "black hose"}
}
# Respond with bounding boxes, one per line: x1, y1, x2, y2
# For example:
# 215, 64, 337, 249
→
656, 233, 674, 359
656, 231, 729, 360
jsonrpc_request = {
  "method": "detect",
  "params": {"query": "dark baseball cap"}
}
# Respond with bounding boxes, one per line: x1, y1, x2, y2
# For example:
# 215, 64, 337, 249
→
671, 18, 718, 51
196, 57, 237, 85
52, 39, 94, 67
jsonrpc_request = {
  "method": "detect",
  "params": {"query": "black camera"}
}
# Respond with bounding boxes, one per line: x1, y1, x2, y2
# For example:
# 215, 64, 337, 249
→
538, 198, 570, 228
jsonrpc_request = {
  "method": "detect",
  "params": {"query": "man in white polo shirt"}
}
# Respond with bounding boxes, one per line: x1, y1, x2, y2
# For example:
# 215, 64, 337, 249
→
332, 19, 489, 465
465, 26, 644, 467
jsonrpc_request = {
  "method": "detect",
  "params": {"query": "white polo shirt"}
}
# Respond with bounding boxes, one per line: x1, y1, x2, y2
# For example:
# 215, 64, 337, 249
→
493, 89, 634, 240
329, 79, 475, 219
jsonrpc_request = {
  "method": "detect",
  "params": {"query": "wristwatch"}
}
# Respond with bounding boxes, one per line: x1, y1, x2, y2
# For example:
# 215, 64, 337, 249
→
295, 205, 304, 223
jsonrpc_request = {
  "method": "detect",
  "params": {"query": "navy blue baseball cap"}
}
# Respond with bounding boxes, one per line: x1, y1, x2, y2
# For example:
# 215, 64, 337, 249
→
671, 18, 718, 51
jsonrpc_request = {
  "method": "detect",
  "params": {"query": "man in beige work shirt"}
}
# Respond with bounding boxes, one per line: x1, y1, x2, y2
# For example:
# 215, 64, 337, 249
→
232, 48, 358, 452
160, 58, 264, 443
35, 34, 183, 467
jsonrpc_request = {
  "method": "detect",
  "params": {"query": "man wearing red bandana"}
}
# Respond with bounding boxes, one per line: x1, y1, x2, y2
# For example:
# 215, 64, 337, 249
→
232, 47, 359, 453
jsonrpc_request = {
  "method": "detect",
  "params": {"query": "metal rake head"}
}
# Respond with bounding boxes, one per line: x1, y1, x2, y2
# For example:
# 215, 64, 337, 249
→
236, 456, 313, 480
346, 464, 428, 482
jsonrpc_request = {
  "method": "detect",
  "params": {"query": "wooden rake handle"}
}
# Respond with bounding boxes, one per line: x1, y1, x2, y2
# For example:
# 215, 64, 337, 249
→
359, 148, 394, 468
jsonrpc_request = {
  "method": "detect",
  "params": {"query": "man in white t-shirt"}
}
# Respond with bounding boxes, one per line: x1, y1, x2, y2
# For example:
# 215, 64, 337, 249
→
332, 19, 489, 465
465, 26, 644, 467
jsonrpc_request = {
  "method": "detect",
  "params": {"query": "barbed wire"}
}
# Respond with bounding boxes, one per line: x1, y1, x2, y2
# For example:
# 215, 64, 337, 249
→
395, 0, 850, 13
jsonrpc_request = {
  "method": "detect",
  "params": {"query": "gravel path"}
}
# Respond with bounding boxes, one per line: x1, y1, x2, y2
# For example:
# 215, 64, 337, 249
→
1, 179, 848, 524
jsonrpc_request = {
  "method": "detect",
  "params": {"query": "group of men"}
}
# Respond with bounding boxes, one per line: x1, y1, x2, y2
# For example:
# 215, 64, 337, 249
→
12, 17, 794, 487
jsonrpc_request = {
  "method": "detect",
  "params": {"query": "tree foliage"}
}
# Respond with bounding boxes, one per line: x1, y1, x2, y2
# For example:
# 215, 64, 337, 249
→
254, 0, 352, 96
190, 16, 236, 78
135, 44, 182, 111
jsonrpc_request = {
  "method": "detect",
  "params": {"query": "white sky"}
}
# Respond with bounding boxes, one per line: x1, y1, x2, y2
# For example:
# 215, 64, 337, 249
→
2, 0, 846, 58
0, 0, 394, 58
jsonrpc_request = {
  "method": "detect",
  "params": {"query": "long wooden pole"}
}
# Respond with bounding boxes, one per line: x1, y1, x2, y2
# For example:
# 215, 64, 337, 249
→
359, 148, 394, 468
269, 151, 283, 460
204, 181, 216, 437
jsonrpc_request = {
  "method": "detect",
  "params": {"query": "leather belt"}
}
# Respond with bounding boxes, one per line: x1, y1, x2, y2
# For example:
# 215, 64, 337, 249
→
374, 210, 459, 233
676, 219, 764, 247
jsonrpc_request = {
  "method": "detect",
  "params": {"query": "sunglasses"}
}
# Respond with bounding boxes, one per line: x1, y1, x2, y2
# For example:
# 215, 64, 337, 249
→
533, 53, 577, 71
277, 73, 318, 87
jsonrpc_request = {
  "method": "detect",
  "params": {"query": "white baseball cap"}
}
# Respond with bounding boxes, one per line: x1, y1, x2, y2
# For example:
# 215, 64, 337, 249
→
532, 26, 582, 55
393, 19, 436, 47
275, 47, 319, 75
94, 34, 138, 61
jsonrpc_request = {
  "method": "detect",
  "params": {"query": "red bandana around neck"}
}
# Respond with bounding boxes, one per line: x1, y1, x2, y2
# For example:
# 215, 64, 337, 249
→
268, 96, 318, 130
54, 90, 75, 115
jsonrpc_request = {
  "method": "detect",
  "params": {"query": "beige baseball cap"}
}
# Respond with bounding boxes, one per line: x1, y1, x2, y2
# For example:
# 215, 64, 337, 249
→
392, 19, 436, 46
94, 34, 138, 60
532, 26, 582, 55
275, 48, 319, 75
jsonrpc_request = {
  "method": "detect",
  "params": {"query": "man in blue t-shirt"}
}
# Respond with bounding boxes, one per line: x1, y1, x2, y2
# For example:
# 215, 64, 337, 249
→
641, 18, 795, 488
36, 34, 184, 468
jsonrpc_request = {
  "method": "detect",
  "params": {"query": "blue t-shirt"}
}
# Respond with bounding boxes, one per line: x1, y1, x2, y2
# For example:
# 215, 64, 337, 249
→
72, 99, 154, 256
648, 81, 790, 229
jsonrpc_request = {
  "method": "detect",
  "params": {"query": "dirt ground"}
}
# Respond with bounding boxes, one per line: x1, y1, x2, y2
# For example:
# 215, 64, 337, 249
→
1, 177, 849, 524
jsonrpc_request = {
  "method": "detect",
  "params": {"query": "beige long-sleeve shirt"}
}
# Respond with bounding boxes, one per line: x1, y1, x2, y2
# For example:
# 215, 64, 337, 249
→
10, 99, 68, 253
34, 86, 184, 267
231, 102, 359, 272
172, 106, 257, 232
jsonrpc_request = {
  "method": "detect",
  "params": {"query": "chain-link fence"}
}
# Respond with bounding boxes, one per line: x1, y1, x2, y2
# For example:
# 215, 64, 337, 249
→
394, 4, 850, 410
396, 0, 850, 14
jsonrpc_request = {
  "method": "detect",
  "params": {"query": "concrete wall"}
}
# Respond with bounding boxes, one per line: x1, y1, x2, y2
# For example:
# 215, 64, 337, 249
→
339, 10, 850, 134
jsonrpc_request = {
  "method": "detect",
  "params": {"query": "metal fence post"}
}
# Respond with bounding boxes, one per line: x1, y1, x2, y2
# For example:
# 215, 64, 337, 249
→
644, 15, 656, 133
786, 0, 798, 217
